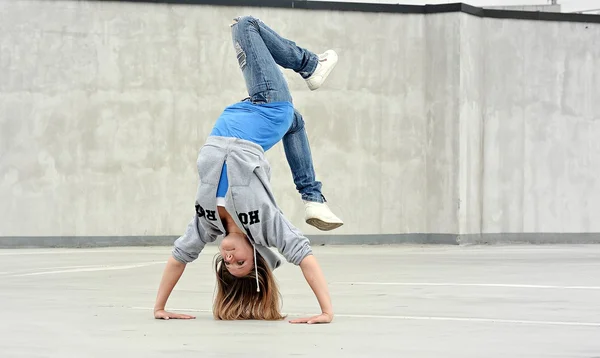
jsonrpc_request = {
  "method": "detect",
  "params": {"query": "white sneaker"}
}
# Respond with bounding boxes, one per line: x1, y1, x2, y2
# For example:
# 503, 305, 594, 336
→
305, 50, 338, 91
304, 200, 344, 231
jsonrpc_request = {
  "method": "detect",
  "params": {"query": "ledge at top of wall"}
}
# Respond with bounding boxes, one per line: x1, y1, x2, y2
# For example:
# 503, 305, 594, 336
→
94, 1, 600, 24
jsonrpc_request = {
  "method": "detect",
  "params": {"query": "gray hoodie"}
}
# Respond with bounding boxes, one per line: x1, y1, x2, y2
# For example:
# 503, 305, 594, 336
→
171, 136, 313, 270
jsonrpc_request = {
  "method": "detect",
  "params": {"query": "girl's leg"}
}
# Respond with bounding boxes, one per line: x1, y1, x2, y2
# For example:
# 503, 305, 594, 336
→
283, 109, 323, 203
231, 16, 343, 230
249, 17, 338, 90
284, 108, 344, 231
232, 16, 336, 92
247, 18, 319, 79
231, 16, 293, 103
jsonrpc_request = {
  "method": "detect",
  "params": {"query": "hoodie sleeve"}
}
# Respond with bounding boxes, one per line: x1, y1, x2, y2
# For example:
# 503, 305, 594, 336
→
172, 213, 219, 264
264, 211, 313, 266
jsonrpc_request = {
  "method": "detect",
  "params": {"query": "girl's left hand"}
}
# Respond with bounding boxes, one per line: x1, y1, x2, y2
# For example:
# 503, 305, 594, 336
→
289, 312, 333, 324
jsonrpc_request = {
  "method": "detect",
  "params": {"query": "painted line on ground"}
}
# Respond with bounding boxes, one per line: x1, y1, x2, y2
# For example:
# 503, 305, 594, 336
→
130, 307, 600, 327
335, 314, 600, 327
33, 264, 122, 270
2, 263, 163, 276
333, 282, 600, 290
0, 249, 172, 256
10, 262, 165, 277
0, 265, 102, 275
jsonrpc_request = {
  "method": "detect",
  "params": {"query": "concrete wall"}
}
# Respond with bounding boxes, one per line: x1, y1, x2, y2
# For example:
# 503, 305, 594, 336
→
479, 17, 600, 235
455, 13, 600, 241
1, 1, 599, 245
458, 13, 484, 236
0, 1, 441, 240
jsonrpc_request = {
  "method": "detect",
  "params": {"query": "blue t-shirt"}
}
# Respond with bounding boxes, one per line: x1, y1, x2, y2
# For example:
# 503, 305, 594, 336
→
209, 101, 294, 198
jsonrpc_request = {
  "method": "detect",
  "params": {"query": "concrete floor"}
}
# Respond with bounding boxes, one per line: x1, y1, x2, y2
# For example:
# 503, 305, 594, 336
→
1, 245, 600, 358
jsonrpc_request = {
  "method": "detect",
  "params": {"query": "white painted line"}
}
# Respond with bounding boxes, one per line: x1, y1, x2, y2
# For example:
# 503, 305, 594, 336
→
0, 250, 113, 256
336, 314, 600, 327
130, 307, 600, 327
10, 262, 164, 277
333, 282, 600, 290
1, 264, 159, 276
133, 307, 212, 313
28, 264, 119, 271
0, 249, 172, 256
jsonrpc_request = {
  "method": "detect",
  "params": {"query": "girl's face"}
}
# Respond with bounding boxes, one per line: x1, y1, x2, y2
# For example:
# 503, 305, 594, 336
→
219, 232, 254, 277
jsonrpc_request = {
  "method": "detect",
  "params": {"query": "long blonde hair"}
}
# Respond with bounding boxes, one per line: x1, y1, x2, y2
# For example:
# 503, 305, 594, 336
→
213, 252, 285, 320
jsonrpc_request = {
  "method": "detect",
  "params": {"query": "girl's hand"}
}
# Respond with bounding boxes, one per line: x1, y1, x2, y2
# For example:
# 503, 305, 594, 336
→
154, 309, 196, 320
289, 312, 333, 324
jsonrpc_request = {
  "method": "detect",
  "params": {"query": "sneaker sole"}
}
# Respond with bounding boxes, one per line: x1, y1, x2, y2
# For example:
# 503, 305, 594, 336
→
306, 218, 344, 231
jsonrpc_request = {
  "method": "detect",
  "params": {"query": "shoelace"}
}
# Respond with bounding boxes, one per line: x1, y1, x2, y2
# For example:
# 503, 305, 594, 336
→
253, 243, 260, 292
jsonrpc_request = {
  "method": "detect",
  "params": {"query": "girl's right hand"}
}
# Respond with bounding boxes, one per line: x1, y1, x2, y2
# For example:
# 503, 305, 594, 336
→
154, 309, 196, 320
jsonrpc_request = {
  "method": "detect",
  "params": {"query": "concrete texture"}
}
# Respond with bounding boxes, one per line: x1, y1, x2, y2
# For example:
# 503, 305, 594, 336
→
1, 245, 600, 357
1, 1, 599, 244
480, 18, 600, 234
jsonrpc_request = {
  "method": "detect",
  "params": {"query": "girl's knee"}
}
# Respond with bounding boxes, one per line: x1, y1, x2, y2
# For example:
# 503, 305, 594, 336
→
232, 15, 258, 28
289, 110, 305, 132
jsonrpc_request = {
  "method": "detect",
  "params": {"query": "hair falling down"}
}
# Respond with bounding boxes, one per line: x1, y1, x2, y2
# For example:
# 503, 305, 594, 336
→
213, 253, 285, 321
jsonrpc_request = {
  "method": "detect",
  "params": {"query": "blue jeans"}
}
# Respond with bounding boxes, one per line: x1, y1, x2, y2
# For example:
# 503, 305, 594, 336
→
231, 16, 325, 203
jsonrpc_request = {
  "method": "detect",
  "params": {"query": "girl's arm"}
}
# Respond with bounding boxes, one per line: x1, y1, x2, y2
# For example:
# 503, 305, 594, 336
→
155, 210, 220, 319
257, 211, 333, 323
289, 254, 334, 324
153, 256, 196, 320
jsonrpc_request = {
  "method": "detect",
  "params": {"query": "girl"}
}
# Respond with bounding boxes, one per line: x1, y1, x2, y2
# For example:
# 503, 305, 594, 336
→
153, 16, 341, 324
